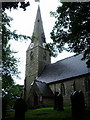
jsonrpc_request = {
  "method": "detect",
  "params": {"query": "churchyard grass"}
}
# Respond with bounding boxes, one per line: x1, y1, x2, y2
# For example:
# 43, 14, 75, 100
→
7, 106, 90, 120
26, 106, 72, 120
7, 106, 72, 120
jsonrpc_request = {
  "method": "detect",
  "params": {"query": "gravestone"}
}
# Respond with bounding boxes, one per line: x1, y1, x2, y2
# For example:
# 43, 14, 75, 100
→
71, 91, 85, 120
57, 94, 64, 111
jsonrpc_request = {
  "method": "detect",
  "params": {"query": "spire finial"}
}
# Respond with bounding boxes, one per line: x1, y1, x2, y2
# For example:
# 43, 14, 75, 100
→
35, 0, 40, 2
31, 1, 46, 48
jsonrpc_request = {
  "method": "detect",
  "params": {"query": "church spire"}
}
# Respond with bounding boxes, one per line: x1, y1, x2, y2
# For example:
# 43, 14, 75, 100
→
32, 5, 46, 47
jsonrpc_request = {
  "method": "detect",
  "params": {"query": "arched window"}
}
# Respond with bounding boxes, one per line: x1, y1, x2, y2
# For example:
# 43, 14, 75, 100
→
61, 83, 65, 96
43, 51, 47, 60
34, 92, 38, 106
73, 81, 76, 91
85, 77, 90, 92
54, 84, 56, 93
24, 77, 26, 91
30, 51, 33, 60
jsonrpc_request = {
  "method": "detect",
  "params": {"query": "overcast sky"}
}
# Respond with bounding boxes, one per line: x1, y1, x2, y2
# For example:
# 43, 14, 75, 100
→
6, 0, 74, 85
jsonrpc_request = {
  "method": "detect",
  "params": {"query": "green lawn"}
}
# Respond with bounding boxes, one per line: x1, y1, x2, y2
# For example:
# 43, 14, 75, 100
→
7, 106, 72, 120
26, 107, 72, 120
7, 106, 90, 120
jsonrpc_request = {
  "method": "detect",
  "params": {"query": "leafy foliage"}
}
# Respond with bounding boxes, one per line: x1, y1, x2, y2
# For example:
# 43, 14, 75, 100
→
2, 11, 30, 76
1, 2, 30, 107
2, 84, 23, 107
2, 2, 30, 11
50, 2, 90, 67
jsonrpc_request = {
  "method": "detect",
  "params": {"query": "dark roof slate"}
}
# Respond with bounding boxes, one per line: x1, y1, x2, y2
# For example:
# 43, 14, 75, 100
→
37, 54, 90, 84
35, 81, 54, 97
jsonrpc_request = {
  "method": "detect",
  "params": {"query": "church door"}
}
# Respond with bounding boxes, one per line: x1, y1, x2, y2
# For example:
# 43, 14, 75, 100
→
34, 92, 38, 106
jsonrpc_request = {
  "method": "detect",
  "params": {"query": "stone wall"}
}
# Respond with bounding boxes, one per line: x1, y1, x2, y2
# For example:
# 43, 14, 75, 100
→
27, 83, 54, 108
25, 45, 51, 101
49, 74, 90, 106
42, 97, 54, 107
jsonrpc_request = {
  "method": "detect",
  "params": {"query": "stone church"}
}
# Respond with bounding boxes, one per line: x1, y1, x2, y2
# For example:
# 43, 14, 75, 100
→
24, 6, 90, 108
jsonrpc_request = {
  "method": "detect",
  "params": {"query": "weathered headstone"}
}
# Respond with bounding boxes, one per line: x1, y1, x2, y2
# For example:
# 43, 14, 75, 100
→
14, 97, 27, 120
71, 91, 85, 120
54, 92, 59, 110
57, 94, 64, 111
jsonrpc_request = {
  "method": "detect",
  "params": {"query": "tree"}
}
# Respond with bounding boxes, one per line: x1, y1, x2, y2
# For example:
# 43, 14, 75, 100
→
2, 11, 30, 77
1, 2, 30, 106
50, 2, 90, 67
2, 1, 30, 11
3, 84, 24, 107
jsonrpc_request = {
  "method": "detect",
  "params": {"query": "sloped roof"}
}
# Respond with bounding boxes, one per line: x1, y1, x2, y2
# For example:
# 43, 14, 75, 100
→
35, 81, 54, 97
37, 54, 90, 84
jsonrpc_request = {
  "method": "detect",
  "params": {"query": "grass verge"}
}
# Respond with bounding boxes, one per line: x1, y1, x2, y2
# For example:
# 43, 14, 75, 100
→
7, 106, 90, 120
7, 106, 72, 120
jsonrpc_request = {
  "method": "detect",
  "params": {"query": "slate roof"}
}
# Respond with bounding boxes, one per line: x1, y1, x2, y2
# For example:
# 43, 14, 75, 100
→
37, 54, 90, 84
35, 81, 54, 97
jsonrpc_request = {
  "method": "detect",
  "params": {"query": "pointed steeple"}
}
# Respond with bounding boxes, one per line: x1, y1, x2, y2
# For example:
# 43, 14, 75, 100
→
32, 5, 46, 47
